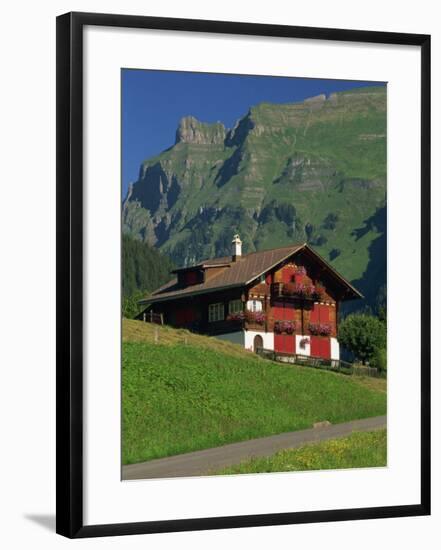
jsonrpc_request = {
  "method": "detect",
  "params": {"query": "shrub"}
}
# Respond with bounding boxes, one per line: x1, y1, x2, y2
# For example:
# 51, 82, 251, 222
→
329, 248, 341, 261
338, 314, 386, 365
370, 347, 387, 372
322, 212, 339, 230
123, 290, 146, 319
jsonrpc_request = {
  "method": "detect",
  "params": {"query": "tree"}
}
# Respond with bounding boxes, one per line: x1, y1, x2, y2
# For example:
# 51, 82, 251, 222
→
122, 234, 175, 298
122, 290, 146, 319
329, 248, 341, 261
338, 313, 386, 365
122, 234, 175, 318
322, 212, 339, 230
375, 284, 387, 324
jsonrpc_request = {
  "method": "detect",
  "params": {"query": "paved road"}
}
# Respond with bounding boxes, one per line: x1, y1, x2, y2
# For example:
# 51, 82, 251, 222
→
122, 415, 387, 480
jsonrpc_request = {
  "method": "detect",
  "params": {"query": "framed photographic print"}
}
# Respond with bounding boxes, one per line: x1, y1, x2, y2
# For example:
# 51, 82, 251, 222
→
56, 11, 431, 538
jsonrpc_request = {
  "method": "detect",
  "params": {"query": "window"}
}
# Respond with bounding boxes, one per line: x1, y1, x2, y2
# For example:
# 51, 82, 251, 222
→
247, 299, 262, 312
208, 302, 224, 322
229, 299, 242, 314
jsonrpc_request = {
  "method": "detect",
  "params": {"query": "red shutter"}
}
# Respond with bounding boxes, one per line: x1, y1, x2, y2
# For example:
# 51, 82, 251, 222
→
273, 301, 284, 320
310, 336, 321, 357
274, 334, 295, 353
319, 304, 330, 323
284, 302, 294, 320
285, 335, 295, 354
274, 333, 285, 352
310, 303, 320, 323
310, 336, 331, 358
320, 338, 331, 359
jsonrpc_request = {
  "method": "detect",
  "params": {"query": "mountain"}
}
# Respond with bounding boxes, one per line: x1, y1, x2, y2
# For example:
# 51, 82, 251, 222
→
123, 86, 387, 309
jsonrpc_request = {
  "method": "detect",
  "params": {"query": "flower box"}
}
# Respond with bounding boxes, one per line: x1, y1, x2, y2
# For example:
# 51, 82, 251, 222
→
227, 311, 266, 325
282, 282, 324, 301
274, 320, 297, 334
308, 322, 332, 336
226, 311, 245, 322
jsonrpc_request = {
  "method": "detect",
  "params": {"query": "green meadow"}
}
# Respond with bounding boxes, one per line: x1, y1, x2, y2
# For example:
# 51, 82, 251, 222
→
122, 320, 386, 465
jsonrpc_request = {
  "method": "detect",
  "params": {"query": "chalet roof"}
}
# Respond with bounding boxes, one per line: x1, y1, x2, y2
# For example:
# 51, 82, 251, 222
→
171, 256, 232, 273
139, 243, 362, 305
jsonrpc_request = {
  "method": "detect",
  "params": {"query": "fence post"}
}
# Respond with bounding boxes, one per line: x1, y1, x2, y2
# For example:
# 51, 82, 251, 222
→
154, 327, 158, 344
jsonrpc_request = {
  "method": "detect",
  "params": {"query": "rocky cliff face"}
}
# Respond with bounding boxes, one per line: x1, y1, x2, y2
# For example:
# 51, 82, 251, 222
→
123, 86, 387, 306
175, 116, 226, 145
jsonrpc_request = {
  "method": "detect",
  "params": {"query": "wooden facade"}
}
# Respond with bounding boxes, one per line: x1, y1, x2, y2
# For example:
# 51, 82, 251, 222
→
140, 243, 361, 361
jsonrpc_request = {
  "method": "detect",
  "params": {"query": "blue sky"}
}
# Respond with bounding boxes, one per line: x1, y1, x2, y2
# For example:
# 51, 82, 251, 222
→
122, 70, 385, 198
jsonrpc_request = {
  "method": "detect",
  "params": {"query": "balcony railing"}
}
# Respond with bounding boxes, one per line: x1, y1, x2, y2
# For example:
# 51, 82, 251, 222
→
271, 282, 324, 301
256, 348, 380, 377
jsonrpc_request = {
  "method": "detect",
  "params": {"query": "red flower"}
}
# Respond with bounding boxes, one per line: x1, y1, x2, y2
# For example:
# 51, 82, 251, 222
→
274, 320, 297, 334
308, 322, 332, 336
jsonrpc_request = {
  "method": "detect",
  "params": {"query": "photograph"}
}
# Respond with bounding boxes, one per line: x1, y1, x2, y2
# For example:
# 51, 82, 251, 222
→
121, 69, 388, 481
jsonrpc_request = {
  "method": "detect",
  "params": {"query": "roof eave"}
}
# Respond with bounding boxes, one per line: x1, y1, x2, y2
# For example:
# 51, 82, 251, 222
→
138, 282, 244, 305
171, 262, 232, 274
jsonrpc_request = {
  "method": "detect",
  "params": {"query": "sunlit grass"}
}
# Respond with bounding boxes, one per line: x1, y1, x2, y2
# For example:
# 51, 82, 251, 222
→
122, 321, 387, 465
210, 430, 387, 475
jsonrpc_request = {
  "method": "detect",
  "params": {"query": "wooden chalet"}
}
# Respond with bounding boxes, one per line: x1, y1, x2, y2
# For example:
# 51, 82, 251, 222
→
138, 235, 362, 360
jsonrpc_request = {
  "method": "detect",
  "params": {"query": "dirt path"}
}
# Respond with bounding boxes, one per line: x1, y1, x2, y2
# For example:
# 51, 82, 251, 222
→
122, 415, 387, 480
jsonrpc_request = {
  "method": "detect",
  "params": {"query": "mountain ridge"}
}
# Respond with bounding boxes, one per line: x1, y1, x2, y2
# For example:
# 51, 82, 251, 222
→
123, 85, 386, 309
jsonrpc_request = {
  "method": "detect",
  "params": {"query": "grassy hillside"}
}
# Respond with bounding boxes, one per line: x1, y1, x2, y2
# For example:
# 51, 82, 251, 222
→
122, 320, 387, 465
211, 429, 387, 475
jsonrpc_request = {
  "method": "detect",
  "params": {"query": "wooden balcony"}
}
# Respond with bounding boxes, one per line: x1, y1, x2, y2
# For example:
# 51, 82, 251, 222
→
271, 282, 324, 302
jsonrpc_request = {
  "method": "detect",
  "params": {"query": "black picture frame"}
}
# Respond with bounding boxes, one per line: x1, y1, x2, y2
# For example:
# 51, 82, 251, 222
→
56, 11, 431, 539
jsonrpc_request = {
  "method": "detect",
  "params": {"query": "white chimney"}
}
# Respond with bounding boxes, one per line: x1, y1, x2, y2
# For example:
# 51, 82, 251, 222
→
232, 234, 242, 261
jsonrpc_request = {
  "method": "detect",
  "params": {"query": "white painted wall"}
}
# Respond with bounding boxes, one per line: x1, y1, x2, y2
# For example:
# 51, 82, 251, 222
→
296, 335, 311, 356
244, 330, 274, 351
330, 337, 340, 360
